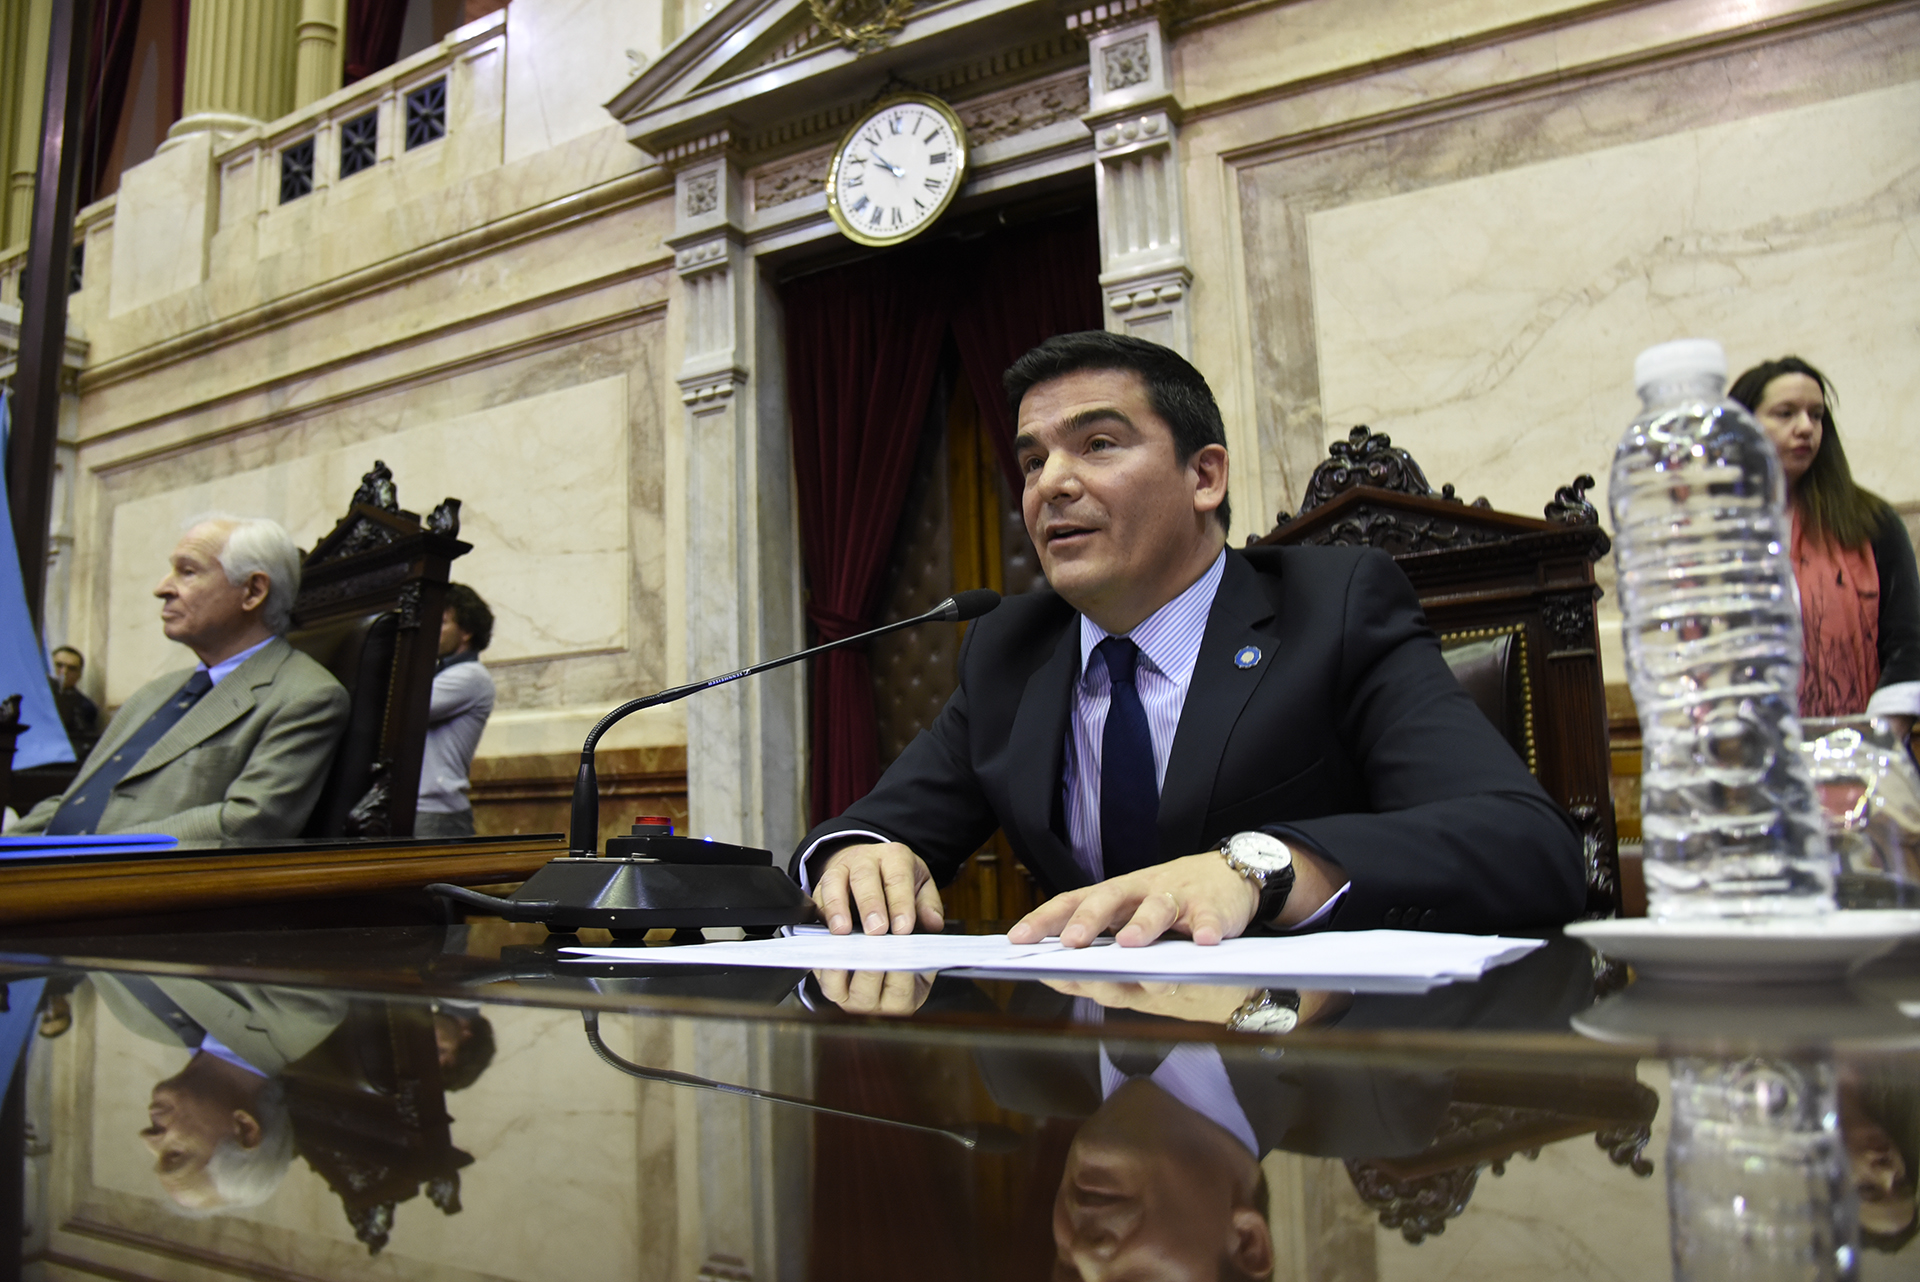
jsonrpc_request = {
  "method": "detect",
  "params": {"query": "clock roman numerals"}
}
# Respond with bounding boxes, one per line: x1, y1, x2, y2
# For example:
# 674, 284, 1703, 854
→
832, 97, 964, 244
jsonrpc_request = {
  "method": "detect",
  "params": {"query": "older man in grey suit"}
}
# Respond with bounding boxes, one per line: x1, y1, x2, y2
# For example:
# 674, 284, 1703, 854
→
93, 974, 349, 1209
12, 515, 349, 840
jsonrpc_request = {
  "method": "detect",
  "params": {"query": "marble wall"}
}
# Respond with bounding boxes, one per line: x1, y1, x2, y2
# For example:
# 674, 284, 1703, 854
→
52, 3, 686, 766
503, 0, 671, 165
35, 982, 695, 1282
1194, 0, 1920, 675
104, 374, 632, 699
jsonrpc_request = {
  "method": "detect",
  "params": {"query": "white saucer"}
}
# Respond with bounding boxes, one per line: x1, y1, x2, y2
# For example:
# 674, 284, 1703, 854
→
1573, 982, 1920, 1049
1565, 910, 1920, 983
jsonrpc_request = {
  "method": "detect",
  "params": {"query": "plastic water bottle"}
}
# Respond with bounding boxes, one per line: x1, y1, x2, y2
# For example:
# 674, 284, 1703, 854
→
1609, 338, 1833, 919
1667, 1055, 1858, 1282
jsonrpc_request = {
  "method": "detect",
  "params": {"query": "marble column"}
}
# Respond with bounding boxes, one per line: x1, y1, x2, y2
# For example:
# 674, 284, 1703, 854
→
667, 133, 808, 860
171, 0, 300, 139
1071, 0, 1192, 355
5, 0, 52, 249
294, 0, 343, 108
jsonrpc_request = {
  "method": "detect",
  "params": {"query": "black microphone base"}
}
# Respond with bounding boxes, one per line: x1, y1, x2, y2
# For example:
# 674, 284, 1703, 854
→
484, 858, 814, 934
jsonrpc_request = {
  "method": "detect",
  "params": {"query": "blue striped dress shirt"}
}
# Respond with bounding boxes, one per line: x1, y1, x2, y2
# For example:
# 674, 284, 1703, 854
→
1065, 550, 1225, 881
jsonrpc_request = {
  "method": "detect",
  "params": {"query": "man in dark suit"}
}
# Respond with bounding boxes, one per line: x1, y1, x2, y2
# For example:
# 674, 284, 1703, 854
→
795, 331, 1583, 948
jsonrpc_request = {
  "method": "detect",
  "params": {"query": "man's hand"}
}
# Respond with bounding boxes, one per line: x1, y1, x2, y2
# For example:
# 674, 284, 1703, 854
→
1044, 979, 1351, 1029
813, 842, 944, 935
1042, 978, 1254, 1024
813, 969, 936, 1017
1008, 851, 1258, 948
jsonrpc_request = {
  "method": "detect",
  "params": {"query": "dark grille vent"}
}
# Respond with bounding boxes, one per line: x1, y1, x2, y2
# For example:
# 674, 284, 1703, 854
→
405, 79, 446, 150
281, 137, 316, 203
340, 110, 378, 178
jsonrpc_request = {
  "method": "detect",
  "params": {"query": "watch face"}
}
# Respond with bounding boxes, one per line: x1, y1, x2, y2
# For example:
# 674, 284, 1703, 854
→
826, 96, 967, 247
1227, 832, 1293, 875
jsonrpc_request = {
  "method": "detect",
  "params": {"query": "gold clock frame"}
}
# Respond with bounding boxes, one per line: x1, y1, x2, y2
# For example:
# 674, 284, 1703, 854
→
825, 93, 969, 248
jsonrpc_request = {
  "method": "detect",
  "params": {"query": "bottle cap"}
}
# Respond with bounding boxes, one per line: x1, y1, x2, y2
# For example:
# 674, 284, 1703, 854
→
1634, 339, 1727, 391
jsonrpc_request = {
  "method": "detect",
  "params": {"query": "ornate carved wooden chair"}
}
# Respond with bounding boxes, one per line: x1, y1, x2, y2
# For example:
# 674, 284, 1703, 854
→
1344, 1061, 1658, 1243
1253, 426, 1621, 917
286, 462, 471, 838
282, 998, 474, 1254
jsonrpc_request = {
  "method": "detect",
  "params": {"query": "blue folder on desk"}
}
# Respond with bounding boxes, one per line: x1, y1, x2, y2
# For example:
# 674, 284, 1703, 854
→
0, 833, 180, 859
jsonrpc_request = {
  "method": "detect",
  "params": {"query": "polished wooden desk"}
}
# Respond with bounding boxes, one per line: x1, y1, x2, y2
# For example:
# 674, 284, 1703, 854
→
0, 834, 564, 928
2, 918, 1916, 1281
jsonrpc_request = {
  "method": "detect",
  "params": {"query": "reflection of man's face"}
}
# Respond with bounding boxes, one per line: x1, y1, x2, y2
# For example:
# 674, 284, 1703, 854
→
433, 1011, 472, 1068
1844, 1111, 1917, 1238
139, 1061, 261, 1208
1052, 1080, 1272, 1281
52, 650, 82, 690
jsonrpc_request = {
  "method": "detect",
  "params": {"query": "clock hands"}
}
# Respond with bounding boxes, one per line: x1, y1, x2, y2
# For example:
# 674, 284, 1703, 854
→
867, 150, 907, 179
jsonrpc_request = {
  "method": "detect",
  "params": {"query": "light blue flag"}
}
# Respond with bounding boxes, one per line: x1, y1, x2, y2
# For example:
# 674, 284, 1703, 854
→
0, 391, 78, 772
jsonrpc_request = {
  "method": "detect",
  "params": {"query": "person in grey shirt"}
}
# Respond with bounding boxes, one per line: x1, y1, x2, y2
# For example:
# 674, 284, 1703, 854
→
415, 584, 495, 838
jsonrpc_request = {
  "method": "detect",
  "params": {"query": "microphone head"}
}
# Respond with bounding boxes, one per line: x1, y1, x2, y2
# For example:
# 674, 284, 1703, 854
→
948, 1123, 1024, 1153
942, 589, 1002, 622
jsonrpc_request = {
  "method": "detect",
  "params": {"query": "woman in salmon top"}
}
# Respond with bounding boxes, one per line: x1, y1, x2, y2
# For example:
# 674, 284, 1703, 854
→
1728, 356, 1919, 742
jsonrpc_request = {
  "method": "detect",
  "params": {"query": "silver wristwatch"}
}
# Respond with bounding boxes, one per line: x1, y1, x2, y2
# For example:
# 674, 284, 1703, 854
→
1219, 830, 1297, 920
1229, 988, 1301, 1035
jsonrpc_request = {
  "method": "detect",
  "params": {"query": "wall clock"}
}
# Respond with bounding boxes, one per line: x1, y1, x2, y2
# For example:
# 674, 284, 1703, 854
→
825, 94, 968, 247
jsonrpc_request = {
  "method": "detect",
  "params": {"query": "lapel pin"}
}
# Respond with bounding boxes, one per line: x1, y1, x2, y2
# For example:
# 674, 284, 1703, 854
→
1233, 645, 1262, 670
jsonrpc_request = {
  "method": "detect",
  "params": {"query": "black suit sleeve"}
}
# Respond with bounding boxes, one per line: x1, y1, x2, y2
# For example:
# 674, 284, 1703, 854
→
1873, 509, 1920, 688
1271, 552, 1587, 932
789, 623, 1004, 885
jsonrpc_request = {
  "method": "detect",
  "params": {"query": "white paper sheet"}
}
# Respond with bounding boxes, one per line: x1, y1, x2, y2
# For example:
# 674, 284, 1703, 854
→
560, 928, 1544, 985
970, 932, 1545, 983
560, 930, 1063, 971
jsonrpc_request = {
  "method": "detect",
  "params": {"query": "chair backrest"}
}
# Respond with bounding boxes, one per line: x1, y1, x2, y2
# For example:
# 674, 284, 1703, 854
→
289, 462, 470, 838
286, 611, 401, 838
1441, 629, 1530, 768
1255, 426, 1620, 917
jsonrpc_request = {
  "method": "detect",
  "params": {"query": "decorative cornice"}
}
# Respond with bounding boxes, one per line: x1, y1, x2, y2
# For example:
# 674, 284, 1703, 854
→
658, 125, 748, 169
1066, 0, 1177, 35
673, 238, 733, 274
1103, 265, 1189, 314
678, 369, 751, 403
752, 144, 834, 210
665, 33, 1087, 164
958, 67, 1091, 146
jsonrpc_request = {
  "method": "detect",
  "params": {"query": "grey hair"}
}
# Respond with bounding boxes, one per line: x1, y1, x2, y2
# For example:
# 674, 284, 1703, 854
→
185, 514, 302, 635
177, 1078, 294, 1214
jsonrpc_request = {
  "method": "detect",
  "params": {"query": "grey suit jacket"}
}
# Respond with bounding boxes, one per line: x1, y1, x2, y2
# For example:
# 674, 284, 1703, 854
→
92, 975, 348, 1073
13, 638, 350, 841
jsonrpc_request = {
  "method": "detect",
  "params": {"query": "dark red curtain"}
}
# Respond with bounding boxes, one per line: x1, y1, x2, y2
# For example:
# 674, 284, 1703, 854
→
344, 0, 409, 84
786, 250, 952, 823
785, 210, 1103, 825
170, 0, 189, 122
76, 0, 142, 210
949, 213, 1105, 490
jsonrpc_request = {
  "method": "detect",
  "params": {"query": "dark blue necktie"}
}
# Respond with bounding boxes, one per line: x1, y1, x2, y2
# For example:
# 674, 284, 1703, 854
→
1097, 636, 1159, 877
46, 670, 213, 835
114, 974, 207, 1047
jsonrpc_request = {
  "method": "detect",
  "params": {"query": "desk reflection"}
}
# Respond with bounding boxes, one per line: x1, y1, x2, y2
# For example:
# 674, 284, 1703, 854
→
5, 929, 1918, 1281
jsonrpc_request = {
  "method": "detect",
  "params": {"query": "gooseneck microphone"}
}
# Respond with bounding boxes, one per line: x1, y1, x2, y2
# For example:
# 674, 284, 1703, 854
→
581, 1011, 1020, 1152
429, 588, 999, 934
567, 589, 1001, 854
